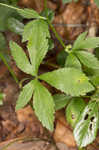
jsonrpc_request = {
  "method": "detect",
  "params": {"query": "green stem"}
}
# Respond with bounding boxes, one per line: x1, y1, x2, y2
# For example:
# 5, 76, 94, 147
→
0, 3, 23, 11
19, 78, 29, 88
0, 3, 46, 20
47, 19, 66, 49
44, 0, 66, 50
42, 61, 60, 69
0, 53, 18, 83
44, 0, 47, 10
44, 0, 66, 49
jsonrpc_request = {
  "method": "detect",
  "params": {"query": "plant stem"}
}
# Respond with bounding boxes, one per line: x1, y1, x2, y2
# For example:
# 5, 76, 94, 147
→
47, 19, 66, 49
42, 61, 60, 69
0, 3, 46, 20
0, 53, 19, 83
44, 0, 47, 10
0, 3, 23, 11
43, 0, 66, 49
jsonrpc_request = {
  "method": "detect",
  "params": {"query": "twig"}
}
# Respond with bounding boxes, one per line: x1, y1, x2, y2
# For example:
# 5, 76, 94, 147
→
2, 136, 60, 150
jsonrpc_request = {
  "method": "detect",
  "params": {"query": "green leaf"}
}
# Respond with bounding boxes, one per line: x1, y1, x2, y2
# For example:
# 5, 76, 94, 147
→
33, 80, 55, 131
66, 97, 86, 128
0, 93, 4, 105
23, 20, 50, 75
16, 80, 34, 110
7, 17, 24, 35
65, 53, 82, 70
17, 8, 40, 19
0, 99, 3, 105
73, 37, 99, 50
90, 75, 99, 87
62, 0, 78, 4
8, 0, 19, 6
39, 68, 94, 96
0, 0, 9, 4
0, 6, 12, 31
40, 8, 54, 22
78, 148, 86, 150
22, 19, 50, 42
53, 94, 70, 110
48, 39, 54, 51
94, 0, 99, 8
91, 89, 99, 102
0, 33, 7, 50
56, 50, 68, 67
74, 101, 98, 148
0, 33, 10, 62
0, 1, 22, 31
94, 47, 99, 60
10, 41, 33, 75
75, 51, 99, 69
72, 32, 87, 50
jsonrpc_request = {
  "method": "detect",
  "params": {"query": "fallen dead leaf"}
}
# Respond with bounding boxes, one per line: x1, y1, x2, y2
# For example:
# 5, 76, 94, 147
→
54, 110, 76, 148
53, 1, 88, 40
16, 106, 44, 137
0, 138, 56, 150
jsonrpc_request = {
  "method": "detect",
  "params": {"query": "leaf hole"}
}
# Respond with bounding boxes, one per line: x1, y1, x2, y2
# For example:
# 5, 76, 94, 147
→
90, 116, 95, 122
89, 123, 92, 131
84, 114, 89, 120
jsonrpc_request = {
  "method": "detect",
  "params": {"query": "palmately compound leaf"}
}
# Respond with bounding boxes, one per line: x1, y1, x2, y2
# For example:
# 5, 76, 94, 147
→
75, 51, 99, 69
53, 94, 70, 110
72, 32, 87, 50
23, 19, 50, 75
16, 80, 34, 110
39, 68, 94, 96
17, 8, 40, 19
10, 41, 34, 75
33, 80, 55, 131
65, 53, 82, 71
74, 101, 98, 148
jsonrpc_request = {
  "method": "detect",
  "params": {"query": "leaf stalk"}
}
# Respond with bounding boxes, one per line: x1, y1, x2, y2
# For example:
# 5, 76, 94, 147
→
0, 53, 19, 83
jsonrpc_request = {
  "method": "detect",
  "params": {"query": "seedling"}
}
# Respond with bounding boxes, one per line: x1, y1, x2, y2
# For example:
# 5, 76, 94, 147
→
0, 1, 99, 149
